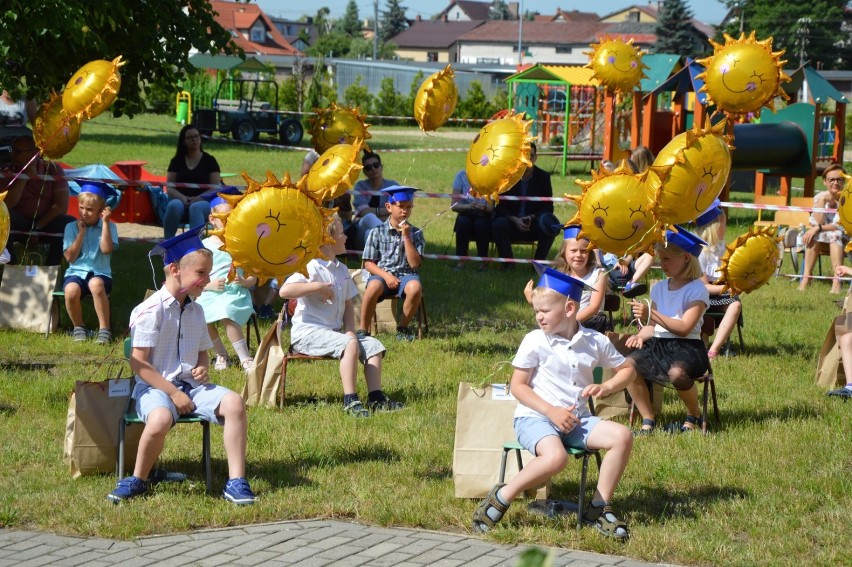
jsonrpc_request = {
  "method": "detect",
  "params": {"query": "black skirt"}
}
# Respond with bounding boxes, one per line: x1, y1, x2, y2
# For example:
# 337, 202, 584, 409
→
627, 337, 710, 386
583, 313, 610, 333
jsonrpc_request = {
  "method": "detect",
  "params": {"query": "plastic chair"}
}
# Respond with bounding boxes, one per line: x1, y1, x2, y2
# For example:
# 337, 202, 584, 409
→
117, 338, 212, 491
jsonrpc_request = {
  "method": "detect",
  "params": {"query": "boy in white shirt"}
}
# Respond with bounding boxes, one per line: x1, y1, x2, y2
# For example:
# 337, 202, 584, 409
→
472, 267, 636, 540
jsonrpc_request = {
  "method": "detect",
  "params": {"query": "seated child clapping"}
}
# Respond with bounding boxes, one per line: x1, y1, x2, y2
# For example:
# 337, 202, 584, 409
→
279, 215, 404, 417
473, 267, 636, 540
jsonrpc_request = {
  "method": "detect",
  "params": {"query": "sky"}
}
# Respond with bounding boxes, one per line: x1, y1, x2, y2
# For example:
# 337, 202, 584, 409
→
254, 0, 729, 26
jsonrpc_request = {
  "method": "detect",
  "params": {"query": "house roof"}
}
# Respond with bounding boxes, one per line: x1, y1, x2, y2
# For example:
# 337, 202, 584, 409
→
210, 0, 300, 56
459, 20, 615, 45
786, 65, 850, 104
188, 54, 268, 72
391, 20, 485, 49
640, 53, 682, 91
536, 9, 599, 22
439, 1, 492, 21
600, 3, 713, 39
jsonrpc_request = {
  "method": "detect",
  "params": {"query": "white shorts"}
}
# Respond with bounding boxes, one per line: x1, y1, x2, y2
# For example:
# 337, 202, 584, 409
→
291, 327, 385, 362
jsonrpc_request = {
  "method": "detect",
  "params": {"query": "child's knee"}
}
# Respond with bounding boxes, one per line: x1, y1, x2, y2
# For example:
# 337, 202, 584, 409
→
64, 282, 82, 298
144, 408, 174, 434
404, 279, 422, 297
220, 392, 247, 418
668, 367, 694, 390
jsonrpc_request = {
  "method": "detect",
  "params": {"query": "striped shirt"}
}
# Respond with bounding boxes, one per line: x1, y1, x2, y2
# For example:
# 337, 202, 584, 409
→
362, 219, 425, 276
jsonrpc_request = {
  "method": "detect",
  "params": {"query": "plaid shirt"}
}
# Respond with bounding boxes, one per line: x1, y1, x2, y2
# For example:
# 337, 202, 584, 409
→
362, 219, 425, 276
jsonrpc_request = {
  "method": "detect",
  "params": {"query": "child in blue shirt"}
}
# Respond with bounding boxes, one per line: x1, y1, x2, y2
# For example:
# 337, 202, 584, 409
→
62, 181, 119, 344
473, 268, 636, 540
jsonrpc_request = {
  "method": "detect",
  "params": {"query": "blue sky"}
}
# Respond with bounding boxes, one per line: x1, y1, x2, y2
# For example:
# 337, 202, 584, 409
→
254, 1, 729, 26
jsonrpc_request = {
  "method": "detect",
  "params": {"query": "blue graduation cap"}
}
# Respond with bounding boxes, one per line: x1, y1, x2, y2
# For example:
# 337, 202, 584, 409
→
695, 199, 722, 227
76, 180, 118, 202
563, 224, 582, 240
149, 224, 206, 265
204, 186, 242, 209
665, 226, 707, 257
532, 262, 587, 302
380, 185, 418, 204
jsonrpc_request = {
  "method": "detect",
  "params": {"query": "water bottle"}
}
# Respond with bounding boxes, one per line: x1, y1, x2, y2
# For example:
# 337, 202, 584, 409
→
796, 224, 805, 251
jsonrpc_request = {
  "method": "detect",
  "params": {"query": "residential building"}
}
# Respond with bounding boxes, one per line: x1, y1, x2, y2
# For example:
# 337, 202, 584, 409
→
392, 16, 485, 62
209, 0, 301, 57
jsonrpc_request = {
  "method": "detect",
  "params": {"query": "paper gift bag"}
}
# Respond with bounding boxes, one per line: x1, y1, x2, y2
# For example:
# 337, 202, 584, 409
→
452, 383, 547, 499
242, 314, 285, 408
63, 378, 142, 477
350, 268, 397, 334
0, 264, 60, 333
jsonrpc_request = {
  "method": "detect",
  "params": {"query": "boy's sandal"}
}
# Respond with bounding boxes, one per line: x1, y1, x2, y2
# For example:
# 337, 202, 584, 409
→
583, 504, 630, 541
633, 418, 656, 436
472, 483, 508, 534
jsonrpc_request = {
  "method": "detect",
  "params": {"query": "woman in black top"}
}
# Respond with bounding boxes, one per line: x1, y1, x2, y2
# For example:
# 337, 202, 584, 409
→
163, 125, 221, 237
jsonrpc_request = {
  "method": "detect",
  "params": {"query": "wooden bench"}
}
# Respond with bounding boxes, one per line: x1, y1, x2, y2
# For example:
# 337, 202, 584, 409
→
753, 195, 787, 227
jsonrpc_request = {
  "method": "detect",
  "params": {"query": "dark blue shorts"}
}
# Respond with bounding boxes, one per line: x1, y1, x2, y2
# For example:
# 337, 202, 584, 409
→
367, 274, 420, 300
63, 273, 112, 297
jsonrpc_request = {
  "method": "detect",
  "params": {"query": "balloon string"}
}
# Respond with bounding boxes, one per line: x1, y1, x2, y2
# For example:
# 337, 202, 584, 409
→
9, 152, 49, 258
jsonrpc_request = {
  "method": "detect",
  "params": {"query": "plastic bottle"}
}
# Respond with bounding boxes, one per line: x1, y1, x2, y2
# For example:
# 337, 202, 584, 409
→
796, 224, 805, 251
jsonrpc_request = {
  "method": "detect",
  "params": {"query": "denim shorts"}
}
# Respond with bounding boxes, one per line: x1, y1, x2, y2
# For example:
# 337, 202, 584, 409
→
133, 380, 231, 425
63, 273, 113, 296
367, 274, 420, 300
515, 414, 602, 455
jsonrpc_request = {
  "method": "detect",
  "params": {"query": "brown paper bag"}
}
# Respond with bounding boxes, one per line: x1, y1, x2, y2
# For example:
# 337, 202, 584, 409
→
350, 268, 397, 334
452, 383, 547, 499
595, 332, 663, 419
242, 314, 285, 407
63, 377, 141, 477
0, 264, 61, 333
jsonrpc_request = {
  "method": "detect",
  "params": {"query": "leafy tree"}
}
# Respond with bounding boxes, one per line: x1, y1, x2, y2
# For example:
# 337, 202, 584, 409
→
298, 28, 312, 46
374, 76, 404, 124
380, 0, 408, 42
343, 76, 373, 114
457, 81, 495, 120
336, 0, 362, 37
491, 87, 508, 113
306, 57, 327, 111
405, 70, 425, 116
314, 6, 333, 37
489, 1, 513, 20
718, 0, 850, 69
349, 37, 397, 60
310, 33, 355, 58
0, 0, 235, 117
653, 0, 700, 57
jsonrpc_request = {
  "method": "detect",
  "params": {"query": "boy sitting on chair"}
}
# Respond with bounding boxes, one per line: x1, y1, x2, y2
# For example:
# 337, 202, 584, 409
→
472, 267, 636, 540
279, 215, 403, 417
63, 181, 119, 344
108, 225, 255, 505
358, 185, 425, 342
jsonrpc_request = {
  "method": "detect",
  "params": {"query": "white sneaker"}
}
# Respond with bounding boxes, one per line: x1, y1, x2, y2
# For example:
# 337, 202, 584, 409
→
214, 355, 228, 371
241, 359, 254, 374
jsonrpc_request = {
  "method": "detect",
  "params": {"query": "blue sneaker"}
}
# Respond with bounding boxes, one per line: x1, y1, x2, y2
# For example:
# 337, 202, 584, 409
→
223, 477, 256, 505
622, 281, 648, 299
107, 476, 148, 503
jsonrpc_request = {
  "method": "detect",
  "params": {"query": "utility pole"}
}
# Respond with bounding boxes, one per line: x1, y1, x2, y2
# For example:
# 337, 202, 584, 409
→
738, 1, 745, 34
373, 0, 379, 60
517, 0, 524, 66
797, 16, 811, 67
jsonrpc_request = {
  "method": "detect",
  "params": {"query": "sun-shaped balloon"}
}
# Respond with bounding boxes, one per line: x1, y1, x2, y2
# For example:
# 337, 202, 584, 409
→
584, 36, 648, 93
466, 111, 535, 204
566, 160, 668, 257
696, 32, 790, 119
716, 225, 781, 294
647, 118, 734, 227
413, 64, 459, 132
33, 93, 82, 160
835, 172, 852, 252
299, 139, 364, 202
309, 103, 372, 155
0, 191, 10, 252
62, 56, 125, 121
212, 172, 335, 285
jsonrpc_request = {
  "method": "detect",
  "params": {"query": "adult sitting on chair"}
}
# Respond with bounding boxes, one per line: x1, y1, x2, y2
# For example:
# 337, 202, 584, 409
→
451, 168, 492, 270
163, 125, 221, 239
799, 164, 847, 294
3, 134, 74, 265
349, 151, 398, 251
491, 143, 559, 265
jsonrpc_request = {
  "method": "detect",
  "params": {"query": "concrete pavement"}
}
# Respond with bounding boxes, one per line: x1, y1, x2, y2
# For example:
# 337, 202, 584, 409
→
0, 519, 681, 567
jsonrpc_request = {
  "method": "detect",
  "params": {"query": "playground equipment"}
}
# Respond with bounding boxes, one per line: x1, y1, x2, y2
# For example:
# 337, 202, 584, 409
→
175, 90, 191, 125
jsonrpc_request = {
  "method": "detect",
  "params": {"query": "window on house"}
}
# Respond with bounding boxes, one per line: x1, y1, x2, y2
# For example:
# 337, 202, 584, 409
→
251, 26, 265, 42
427, 51, 438, 62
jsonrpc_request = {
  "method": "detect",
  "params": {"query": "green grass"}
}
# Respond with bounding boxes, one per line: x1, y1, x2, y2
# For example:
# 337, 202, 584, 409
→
1, 114, 850, 566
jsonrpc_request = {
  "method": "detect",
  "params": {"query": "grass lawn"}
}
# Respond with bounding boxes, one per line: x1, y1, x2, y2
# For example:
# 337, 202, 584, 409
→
0, 114, 850, 566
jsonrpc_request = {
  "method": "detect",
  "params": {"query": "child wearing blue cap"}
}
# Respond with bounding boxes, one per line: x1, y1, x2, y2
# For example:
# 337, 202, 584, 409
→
62, 181, 119, 344
359, 185, 425, 342
473, 267, 636, 540
524, 225, 608, 332
625, 227, 711, 434
695, 200, 741, 361
195, 189, 257, 373
109, 225, 255, 505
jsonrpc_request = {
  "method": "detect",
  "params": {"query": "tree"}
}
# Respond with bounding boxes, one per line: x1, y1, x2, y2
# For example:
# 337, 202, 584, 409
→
456, 81, 495, 120
314, 6, 333, 37
374, 76, 403, 123
343, 76, 373, 114
653, 0, 699, 57
489, 1, 513, 21
718, 0, 850, 70
336, 0, 362, 37
380, 0, 408, 42
0, 0, 234, 116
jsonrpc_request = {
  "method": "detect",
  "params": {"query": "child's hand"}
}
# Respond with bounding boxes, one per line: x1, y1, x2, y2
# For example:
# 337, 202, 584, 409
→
170, 390, 195, 415
76, 219, 87, 232
399, 219, 411, 238
317, 282, 334, 303
382, 273, 400, 290
582, 384, 606, 398
547, 405, 579, 433
523, 279, 534, 303
191, 364, 209, 384
625, 335, 644, 349
836, 265, 851, 278
629, 299, 648, 321
207, 278, 225, 291
100, 206, 111, 222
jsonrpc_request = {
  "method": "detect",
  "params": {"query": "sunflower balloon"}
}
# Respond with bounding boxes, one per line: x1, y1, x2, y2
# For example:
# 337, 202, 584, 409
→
836, 172, 852, 251
300, 139, 364, 202
0, 191, 10, 252
212, 172, 335, 284
716, 226, 781, 294
584, 36, 648, 93
413, 64, 459, 132
309, 103, 372, 155
648, 118, 734, 227
566, 160, 667, 257
465, 111, 535, 203
696, 32, 790, 119
33, 93, 82, 160
62, 56, 125, 121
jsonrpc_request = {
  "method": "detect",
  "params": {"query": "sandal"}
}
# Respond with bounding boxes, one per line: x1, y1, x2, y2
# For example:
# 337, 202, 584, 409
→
583, 503, 630, 541
472, 483, 508, 533
633, 418, 656, 436
665, 415, 702, 433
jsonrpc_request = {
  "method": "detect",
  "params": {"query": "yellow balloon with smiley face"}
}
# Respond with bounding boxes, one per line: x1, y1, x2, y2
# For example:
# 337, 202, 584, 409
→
648, 118, 734, 227
33, 92, 82, 160
308, 103, 372, 155
62, 56, 124, 121
300, 139, 364, 202
414, 64, 459, 132
716, 226, 781, 294
567, 160, 665, 257
466, 111, 535, 203
213, 172, 335, 285
696, 32, 790, 119
0, 191, 9, 253
834, 171, 852, 252
584, 36, 648, 93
